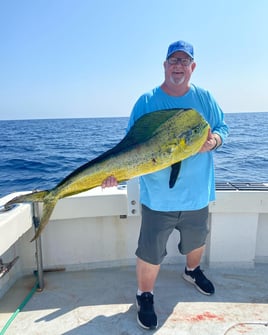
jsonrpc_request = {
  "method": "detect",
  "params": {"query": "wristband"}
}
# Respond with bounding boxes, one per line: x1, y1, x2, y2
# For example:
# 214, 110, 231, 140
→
210, 136, 218, 151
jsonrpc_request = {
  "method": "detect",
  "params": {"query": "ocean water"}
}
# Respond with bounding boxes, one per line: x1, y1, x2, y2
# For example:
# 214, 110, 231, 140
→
0, 112, 267, 198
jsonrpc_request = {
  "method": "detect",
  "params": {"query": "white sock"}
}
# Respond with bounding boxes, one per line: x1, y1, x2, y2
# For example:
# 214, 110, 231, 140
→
137, 289, 153, 296
186, 266, 196, 272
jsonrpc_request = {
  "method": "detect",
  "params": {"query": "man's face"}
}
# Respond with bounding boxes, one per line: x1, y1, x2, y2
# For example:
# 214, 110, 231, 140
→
164, 51, 196, 87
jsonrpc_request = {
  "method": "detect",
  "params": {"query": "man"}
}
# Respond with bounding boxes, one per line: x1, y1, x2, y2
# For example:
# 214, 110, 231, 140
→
102, 40, 229, 330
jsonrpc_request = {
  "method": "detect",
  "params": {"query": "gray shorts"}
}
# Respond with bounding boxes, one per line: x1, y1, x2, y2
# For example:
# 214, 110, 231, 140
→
135, 205, 209, 265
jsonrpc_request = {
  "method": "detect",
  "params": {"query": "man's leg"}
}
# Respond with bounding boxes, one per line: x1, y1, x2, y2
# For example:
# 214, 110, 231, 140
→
135, 205, 176, 330
177, 207, 214, 295
186, 245, 205, 269
136, 257, 159, 330
136, 257, 160, 292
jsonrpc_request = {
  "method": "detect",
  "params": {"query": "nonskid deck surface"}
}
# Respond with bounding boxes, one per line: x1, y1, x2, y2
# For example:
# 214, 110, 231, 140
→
0, 264, 267, 335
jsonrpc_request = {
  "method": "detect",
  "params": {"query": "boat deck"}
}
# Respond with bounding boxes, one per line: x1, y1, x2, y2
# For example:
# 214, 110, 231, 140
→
0, 264, 268, 335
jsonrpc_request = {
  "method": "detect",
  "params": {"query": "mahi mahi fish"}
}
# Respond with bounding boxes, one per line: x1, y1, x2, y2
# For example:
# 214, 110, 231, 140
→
5, 108, 209, 241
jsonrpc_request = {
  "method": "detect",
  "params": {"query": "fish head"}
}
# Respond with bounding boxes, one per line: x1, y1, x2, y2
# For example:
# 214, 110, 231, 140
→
171, 109, 210, 155
183, 120, 209, 145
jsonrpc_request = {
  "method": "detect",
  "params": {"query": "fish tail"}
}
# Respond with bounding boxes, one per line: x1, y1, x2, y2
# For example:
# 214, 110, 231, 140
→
30, 197, 58, 242
4, 190, 57, 242
4, 190, 50, 208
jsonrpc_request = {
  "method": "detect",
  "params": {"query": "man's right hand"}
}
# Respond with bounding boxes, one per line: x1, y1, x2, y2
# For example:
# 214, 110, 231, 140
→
101, 175, 118, 188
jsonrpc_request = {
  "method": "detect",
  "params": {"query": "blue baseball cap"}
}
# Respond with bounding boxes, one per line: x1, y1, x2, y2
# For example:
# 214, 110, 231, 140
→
166, 40, 194, 59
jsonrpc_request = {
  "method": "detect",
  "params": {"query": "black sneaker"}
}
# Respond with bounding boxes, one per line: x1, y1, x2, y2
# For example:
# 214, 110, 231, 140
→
136, 292, 158, 330
182, 266, 215, 295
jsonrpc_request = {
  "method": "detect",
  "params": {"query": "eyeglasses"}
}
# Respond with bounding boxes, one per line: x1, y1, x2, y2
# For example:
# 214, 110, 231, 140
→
167, 57, 193, 66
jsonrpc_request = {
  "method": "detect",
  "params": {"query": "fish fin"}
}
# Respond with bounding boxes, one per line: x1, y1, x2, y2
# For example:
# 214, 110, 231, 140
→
30, 197, 57, 242
115, 109, 187, 149
4, 190, 49, 208
169, 162, 181, 188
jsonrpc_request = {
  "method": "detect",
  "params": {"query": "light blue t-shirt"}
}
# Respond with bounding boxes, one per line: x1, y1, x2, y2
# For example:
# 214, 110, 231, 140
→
127, 84, 229, 211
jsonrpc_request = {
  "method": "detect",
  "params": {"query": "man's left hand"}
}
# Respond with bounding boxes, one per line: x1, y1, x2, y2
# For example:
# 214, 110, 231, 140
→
199, 129, 221, 152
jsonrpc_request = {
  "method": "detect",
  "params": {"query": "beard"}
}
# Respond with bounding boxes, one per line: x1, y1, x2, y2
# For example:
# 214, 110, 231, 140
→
169, 74, 185, 86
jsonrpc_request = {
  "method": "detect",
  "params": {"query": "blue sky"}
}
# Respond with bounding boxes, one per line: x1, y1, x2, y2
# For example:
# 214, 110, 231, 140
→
0, 0, 267, 120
